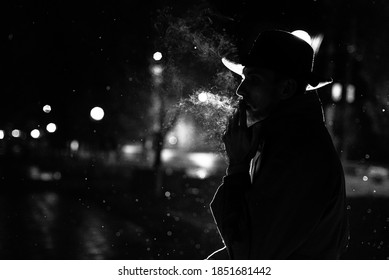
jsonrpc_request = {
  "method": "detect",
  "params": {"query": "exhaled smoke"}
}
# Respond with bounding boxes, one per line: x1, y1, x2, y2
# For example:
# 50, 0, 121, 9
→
154, 5, 240, 152
167, 89, 239, 152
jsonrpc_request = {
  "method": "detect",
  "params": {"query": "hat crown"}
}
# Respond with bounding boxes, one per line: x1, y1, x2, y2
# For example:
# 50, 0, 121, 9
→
243, 30, 314, 83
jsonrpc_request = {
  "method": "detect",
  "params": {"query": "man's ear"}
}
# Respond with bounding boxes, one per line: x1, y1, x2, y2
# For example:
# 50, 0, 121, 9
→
280, 79, 297, 100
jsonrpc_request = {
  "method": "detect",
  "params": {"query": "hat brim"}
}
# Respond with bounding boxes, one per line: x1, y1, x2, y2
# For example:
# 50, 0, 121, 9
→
221, 57, 332, 91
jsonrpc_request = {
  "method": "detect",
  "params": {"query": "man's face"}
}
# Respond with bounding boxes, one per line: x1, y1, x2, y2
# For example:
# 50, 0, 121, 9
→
236, 67, 285, 125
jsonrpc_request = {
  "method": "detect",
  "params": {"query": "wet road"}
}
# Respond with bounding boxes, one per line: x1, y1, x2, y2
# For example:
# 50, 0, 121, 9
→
0, 170, 223, 260
1, 157, 389, 260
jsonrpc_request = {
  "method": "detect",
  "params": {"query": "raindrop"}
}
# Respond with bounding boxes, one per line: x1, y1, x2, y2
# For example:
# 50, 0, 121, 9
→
347, 205, 351, 210
363, 176, 368, 181
167, 231, 172, 236
367, 208, 372, 214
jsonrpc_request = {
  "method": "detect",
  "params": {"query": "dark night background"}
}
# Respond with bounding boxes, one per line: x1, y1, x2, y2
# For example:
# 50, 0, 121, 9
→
1, 0, 389, 259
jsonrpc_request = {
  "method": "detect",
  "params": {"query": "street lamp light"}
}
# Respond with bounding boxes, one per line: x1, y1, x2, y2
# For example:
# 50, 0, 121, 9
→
153, 51, 163, 61
43, 104, 52, 113
46, 123, 57, 133
30, 129, 40, 139
90, 106, 105, 121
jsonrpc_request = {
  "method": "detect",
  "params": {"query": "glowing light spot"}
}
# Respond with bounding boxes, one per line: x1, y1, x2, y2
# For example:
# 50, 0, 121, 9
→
46, 123, 57, 133
198, 91, 208, 102
90, 107, 105, 121
292, 30, 312, 45
164, 191, 171, 198
153, 52, 162, 61
151, 65, 163, 76
43, 105, 51, 113
167, 231, 172, 236
382, 109, 386, 113
331, 83, 342, 102
168, 136, 178, 145
122, 144, 142, 154
195, 168, 207, 179
0, 130, 4, 139
187, 152, 217, 169
12, 129, 21, 138
70, 140, 79, 152
30, 129, 40, 139
363, 176, 369, 182
346, 84, 356, 103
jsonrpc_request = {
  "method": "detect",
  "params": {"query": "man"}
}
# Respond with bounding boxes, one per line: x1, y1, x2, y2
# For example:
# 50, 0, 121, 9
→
208, 30, 349, 259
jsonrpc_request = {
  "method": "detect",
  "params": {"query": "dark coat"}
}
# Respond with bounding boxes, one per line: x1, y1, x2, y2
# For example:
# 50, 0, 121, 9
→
210, 92, 349, 259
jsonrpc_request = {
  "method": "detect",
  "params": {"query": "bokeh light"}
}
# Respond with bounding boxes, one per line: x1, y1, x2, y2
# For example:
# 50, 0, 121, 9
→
11, 129, 21, 138
30, 129, 40, 139
153, 51, 162, 61
197, 91, 208, 102
90, 107, 105, 121
46, 123, 57, 133
70, 140, 79, 152
332, 83, 343, 102
43, 105, 52, 113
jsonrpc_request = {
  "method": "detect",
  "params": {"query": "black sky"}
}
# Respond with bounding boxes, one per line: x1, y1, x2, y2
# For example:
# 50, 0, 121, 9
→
4, 0, 389, 142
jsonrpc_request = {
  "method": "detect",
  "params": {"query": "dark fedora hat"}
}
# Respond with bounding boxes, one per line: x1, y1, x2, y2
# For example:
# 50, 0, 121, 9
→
222, 29, 332, 91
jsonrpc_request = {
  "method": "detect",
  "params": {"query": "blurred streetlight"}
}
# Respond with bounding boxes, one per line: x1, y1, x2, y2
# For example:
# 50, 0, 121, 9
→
46, 123, 57, 133
70, 140, 79, 152
153, 51, 163, 61
11, 129, 21, 138
332, 83, 343, 102
43, 104, 52, 113
90, 106, 105, 121
197, 91, 208, 102
30, 129, 40, 139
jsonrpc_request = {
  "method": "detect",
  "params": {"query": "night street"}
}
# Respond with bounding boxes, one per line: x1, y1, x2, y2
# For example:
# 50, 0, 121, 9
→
1, 151, 388, 259
3, 0, 389, 269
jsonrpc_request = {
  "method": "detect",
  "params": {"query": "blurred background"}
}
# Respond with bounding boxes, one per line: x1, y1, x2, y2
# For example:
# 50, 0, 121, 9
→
2, 0, 389, 259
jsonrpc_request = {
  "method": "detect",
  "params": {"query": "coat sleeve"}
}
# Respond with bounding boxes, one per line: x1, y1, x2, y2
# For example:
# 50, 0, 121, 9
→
210, 171, 252, 259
